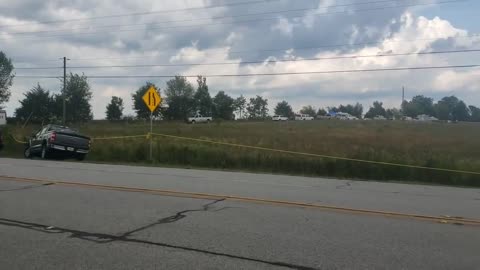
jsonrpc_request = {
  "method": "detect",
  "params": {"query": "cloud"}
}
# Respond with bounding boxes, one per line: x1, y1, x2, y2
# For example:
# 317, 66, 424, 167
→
1, 0, 479, 119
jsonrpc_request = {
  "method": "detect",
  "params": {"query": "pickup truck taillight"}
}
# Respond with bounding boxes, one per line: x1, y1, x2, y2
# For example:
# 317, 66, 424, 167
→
49, 132, 56, 143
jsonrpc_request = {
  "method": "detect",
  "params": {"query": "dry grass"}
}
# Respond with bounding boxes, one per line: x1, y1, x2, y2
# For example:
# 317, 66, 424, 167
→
4, 120, 480, 186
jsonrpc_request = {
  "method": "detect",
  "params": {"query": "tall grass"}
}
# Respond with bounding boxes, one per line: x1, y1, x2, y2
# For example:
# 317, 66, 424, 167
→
4, 120, 480, 186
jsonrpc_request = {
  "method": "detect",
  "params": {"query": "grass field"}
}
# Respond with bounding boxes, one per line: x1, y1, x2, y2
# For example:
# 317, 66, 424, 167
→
3, 120, 480, 187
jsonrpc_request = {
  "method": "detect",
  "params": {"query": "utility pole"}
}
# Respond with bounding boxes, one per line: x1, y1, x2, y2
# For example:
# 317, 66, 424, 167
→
402, 86, 405, 105
62, 57, 67, 126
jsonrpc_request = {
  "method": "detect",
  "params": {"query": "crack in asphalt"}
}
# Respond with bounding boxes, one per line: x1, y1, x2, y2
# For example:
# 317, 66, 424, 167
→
0, 199, 319, 270
335, 181, 353, 190
0, 182, 54, 192
118, 198, 228, 238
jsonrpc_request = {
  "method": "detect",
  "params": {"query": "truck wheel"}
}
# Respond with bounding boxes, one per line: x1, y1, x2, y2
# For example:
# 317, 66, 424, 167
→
191, 120, 196, 124
76, 154, 86, 161
24, 147, 32, 159
41, 145, 49, 160
206, 119, 211, 123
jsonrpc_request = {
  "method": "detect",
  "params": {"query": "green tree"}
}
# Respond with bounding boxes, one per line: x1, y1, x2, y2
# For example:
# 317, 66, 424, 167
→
274, 100, 294, 118
434, 96, 469, 121
317, 108, 327, 116
233, 95, 247, 119
338, 103, 363, 118
193, 76, 213, 116
300, 105, 316, 117
364, 101, 387, 118
469, 105, 480, 122
213, 91, 235, 120
164, 76, 195, 120
402, 95, 434, 117
15, 84, 54, 123
386, 108, 402, 120
247, 95, 268, 119
54, 73, 93, 122
327, 107, 339, 113
106, 96, 124, 121
0, 51, 14, 107
132, 82, 161, 120
453, 100, 469, 121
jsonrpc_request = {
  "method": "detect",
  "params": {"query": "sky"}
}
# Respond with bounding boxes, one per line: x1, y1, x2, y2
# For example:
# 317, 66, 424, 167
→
1, 0, 479, 119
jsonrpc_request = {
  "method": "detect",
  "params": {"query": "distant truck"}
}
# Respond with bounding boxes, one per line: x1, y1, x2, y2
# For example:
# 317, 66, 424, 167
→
187, 114, 212, 124
24, 124, 91, 161
272, 115, 288, 121
295, 114, 314, 121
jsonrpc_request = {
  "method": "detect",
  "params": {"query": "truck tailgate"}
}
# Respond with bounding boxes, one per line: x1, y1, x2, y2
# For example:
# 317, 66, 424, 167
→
55, 133, 90, 149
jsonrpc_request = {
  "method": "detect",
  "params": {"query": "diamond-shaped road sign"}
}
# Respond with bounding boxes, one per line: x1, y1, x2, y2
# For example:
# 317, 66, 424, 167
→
142, 86, 162, 112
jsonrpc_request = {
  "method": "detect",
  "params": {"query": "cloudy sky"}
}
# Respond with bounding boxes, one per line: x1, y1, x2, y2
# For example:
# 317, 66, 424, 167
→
1, 0, 479, 118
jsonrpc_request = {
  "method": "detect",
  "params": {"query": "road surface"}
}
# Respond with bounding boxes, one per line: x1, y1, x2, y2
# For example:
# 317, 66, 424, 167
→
0, 158, 479, 269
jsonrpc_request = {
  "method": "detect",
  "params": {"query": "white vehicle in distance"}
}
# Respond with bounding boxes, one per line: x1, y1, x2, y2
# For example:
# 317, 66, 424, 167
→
373, 115, 387, 120
272, 115, 288, 121
187, 114, 212, 124
335, 112, 358, 120
295, 114, 314, 121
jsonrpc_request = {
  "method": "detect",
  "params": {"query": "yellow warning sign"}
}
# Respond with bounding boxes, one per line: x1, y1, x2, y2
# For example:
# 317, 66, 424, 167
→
142, 86, 162, 112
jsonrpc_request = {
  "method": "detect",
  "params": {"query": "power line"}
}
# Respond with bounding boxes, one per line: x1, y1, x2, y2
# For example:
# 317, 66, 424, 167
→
0, 0, 463, 41
13, 33, 480, 64
0, 0, 277, 29
15, 64, 480, 79
13, 49, 480, 70
5, 0, 402, 36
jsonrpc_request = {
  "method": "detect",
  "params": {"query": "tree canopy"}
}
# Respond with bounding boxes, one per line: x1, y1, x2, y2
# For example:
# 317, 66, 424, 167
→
434, 96, 469, 121
106, 96, 124, 121
247, 95, 268, 119
0, 51, 14, 108
364, 101, 387, 119
15, 84, 53, 123
193, 76, 213, 116
317, 108, 327, 116
56, 73, 93, 122
300, 105, 316, 117
164, 76, 195, 120
402, 95, 434, 117
469, 106, 480, 122
274, 100, 294, 118
233, 95, 247, 119
213, 91, 235, 120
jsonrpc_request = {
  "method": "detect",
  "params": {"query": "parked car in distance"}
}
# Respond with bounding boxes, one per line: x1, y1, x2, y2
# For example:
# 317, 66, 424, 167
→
416, 114, 438, 121
373, 115, 387, 120
187, 114, 212, 124
272, 115, 288, 121
24, 124, 91, 161
334, 112, 358, 120
295, 114, 314, 121
0, 129, 4, 150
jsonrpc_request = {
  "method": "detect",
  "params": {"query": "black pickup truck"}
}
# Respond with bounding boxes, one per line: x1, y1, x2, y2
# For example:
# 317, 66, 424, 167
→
24, 124, 91, 160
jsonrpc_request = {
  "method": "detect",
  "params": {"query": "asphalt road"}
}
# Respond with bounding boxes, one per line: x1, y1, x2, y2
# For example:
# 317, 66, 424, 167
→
0, 158, 479, 269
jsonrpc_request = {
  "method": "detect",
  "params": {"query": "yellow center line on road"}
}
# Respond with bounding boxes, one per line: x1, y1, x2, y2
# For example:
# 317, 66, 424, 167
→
1, 175, 479, 226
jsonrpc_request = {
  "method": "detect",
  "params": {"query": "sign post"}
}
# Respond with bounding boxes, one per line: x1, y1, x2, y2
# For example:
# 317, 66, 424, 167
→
142, 86, 162, 161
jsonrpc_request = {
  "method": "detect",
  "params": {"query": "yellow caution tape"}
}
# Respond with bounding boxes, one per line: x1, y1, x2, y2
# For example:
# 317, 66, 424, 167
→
151, 132, 480, 176
9, 130, 480, 176
10, 135, 27, 144
91, 134, 146, 141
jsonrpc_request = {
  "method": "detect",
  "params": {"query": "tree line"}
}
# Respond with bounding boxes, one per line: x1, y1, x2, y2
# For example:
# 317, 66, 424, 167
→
2, 50, 479, 123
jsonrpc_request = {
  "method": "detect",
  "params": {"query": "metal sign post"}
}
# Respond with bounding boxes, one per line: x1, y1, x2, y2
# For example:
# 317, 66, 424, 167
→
142, 86, 162, 162
150, 111, 153, 161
